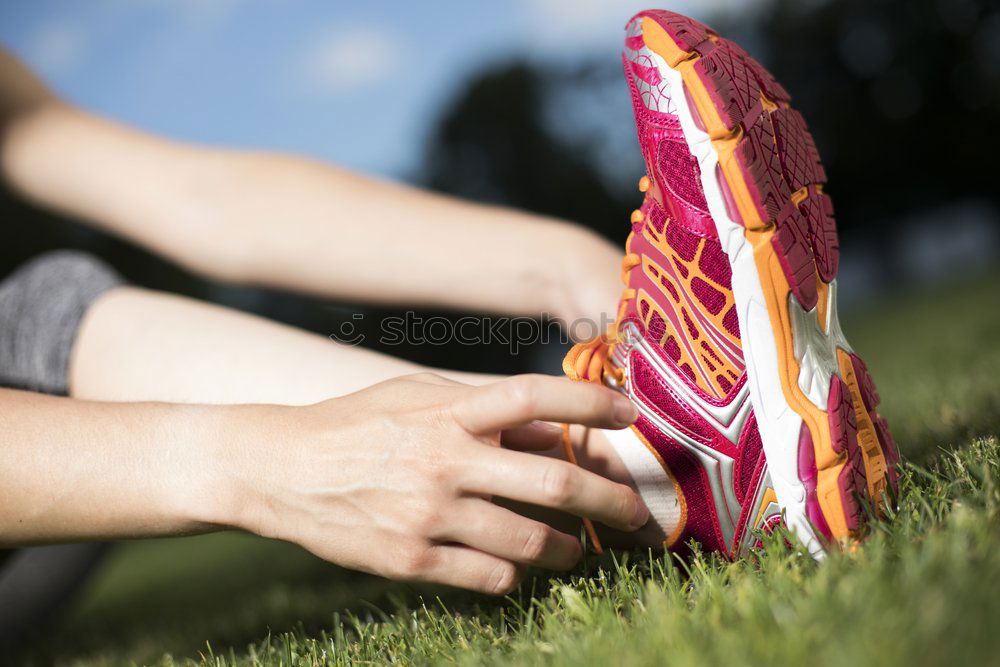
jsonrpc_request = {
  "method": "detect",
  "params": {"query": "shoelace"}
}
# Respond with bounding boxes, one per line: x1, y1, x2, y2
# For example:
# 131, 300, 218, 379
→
559, 177, 650, 555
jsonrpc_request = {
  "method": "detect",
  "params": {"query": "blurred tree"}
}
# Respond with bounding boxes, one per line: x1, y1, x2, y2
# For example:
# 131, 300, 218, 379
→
761, 0, 1000, 227
420, 62, 627, 242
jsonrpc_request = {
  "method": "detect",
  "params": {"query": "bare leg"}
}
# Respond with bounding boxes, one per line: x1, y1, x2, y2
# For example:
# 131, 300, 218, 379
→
69, 287, 498, 404
70, 288, 665, 547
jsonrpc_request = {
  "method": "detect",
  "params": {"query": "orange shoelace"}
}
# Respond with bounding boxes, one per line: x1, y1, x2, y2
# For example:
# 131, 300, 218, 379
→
559, 424, 602, 553
560, 178, 649, 554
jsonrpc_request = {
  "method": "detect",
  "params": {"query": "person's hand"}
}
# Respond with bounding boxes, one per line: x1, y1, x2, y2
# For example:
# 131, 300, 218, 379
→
221, 373, 648, 594
550, 228, 624, 339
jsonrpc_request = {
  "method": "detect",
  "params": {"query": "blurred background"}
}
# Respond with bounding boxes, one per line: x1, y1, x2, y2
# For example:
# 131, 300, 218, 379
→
1, 0, 999, 661
2, 0, 998, 376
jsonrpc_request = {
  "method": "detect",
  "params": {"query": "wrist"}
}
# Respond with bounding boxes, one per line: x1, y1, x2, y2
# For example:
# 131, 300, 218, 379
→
168, 402, 286, 534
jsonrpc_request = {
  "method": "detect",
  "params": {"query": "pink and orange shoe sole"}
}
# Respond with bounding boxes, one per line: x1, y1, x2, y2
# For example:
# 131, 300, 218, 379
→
631, 10, 899, 552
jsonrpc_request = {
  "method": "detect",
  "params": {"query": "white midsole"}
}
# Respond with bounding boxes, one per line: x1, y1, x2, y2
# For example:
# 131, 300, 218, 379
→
649, 51, 824, 558
601, 426, 684, 541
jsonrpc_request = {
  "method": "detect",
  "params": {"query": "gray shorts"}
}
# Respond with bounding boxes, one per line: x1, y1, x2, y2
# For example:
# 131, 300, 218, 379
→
0, 249, 124, 395
0, 250, 125, 646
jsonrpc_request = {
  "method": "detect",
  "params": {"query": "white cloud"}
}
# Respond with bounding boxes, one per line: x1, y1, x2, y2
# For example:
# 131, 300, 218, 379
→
303, 26, 398, 94
29, 21, 88, 75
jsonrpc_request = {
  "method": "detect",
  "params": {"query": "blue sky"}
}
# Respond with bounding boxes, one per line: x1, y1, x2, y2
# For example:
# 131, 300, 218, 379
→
0, 0, 738, 179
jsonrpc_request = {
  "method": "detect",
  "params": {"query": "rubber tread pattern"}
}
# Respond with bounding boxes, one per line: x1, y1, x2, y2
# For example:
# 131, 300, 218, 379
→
828, 376, 869, 533
635, 8, 900, 546
638, 9, 713, 53
652, 10, 835, 312
851, 353, 900, 495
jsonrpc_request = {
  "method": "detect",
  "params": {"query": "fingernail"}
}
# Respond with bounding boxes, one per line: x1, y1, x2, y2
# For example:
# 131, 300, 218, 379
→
631, 496, 650, 529
532, 420, 564, 434
613, 397, 638, 426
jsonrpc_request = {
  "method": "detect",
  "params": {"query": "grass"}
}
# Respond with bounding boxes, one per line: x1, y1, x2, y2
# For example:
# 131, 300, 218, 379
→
21, 268, 1000, 666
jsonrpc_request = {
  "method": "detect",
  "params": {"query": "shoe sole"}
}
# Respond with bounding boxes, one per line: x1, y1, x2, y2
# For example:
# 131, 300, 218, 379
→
634, 10, 899, 553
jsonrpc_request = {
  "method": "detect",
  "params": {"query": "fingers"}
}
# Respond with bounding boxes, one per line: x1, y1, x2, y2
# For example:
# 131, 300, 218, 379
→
461, 447, 649, 532
406, 543, 525, 595
451, 374, 637, 435
434, 499, 582, 570
499, 421, 564, 451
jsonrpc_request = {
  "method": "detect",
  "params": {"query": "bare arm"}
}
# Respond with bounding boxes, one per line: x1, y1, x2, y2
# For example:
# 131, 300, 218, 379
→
0, 388, 226, 543
69, 287, 495, 405
0, 48, 620, 322
0, 375, 647, 594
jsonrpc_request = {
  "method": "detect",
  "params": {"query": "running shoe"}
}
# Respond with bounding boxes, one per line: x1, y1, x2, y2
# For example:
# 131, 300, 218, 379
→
564, 9, 899, 558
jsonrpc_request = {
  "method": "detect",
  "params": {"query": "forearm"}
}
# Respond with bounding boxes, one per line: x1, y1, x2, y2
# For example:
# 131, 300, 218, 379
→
2, 99, 618, 320
0, 388, 233, 545
2, 103, 235, 277
181, 151, 619, 319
